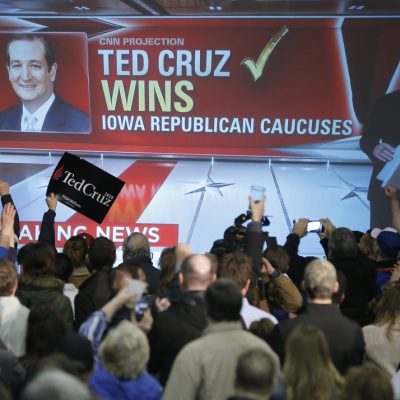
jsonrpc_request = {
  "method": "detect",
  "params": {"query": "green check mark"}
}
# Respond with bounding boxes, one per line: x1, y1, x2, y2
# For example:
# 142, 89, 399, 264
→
241, 26, 289, 82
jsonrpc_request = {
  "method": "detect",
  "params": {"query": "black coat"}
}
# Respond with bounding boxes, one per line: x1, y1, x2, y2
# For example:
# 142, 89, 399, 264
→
330, 254, 376, 325
270, 303, 365, 375
148, 291, 207, 386
74, 270, 113, 330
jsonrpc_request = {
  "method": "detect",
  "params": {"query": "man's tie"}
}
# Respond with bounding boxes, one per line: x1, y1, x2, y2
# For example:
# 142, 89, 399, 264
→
24, 115, 38, 131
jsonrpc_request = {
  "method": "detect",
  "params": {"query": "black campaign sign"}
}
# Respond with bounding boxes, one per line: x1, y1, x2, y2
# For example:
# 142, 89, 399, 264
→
47, 152, 125, 223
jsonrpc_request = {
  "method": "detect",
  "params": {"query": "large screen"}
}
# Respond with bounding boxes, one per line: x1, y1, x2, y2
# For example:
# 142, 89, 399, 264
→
0, 16, 399, 257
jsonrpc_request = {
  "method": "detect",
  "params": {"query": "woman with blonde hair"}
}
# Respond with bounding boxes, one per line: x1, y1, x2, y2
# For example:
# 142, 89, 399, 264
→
279, 325, 343, 400
362, 283, 400, 376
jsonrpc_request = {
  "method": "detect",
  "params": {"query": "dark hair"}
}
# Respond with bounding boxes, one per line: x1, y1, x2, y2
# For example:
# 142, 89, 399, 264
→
249, 318, 276, 342
22, 243, 56, 276
26, 305, 67, 358
218, 251, 252, 289
235, 349, 278, 396
6, 34, 56, 72
88, 237, 116, 271
157, 246, 176, 292
17, 243, 36, 266
205, 278, 242, 322
0, 259, 17, 296
329, 228, 358, 259
54, 253, 73, 283
263, 246, 290, 273
63, 236, 88, 268
57, 333, 94, 373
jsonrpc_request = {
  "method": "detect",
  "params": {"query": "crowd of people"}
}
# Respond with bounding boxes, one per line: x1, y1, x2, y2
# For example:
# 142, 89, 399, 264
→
0, 178, 399, 400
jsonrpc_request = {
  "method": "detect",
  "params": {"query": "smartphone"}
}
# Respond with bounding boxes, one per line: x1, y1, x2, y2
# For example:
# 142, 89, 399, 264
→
307, 220, 324, 233
135, 295, 149, 321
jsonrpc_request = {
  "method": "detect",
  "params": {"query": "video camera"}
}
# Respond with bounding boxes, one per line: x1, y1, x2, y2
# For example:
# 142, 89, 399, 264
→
210, 210, 275, 260
233, 210, 270, 228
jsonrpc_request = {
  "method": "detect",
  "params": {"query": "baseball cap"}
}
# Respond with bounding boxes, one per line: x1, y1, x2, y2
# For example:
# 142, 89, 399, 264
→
376, 231, 400, 256
370, 227, 397, 239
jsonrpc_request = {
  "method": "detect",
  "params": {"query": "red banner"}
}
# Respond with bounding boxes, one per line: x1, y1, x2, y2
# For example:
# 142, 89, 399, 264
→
19, 222, 179, 247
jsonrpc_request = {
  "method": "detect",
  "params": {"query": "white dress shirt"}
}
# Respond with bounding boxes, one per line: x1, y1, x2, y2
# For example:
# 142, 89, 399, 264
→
20, 93, 55, 132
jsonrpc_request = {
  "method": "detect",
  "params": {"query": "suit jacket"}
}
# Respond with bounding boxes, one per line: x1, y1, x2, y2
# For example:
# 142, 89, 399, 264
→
359, 90, 400, 227
360, 89, 400, 167
0, 95, 90, 133
270, 303, 365, 375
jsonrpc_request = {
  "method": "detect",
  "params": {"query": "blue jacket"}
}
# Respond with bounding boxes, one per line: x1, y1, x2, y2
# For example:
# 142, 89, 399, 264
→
90, 363, 162, 400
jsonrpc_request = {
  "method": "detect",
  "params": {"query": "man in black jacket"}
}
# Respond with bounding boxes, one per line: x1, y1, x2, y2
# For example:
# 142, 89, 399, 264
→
269, 258, 365, 375
326, 227, 376, 326
74, 237, 115, 330
147, 253, 215, 386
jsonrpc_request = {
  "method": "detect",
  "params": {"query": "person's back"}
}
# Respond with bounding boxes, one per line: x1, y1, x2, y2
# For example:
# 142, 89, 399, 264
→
328, 228, 376, 324
362, 284, 400, 376
218, 251, 278, 328
89, 320, 162, 400
0, 259, 29, 357
148, 254, 214, 385
271, 259, 364, 375
163, 279, 279, 400
20, 304, 68, 382
16, 243, 73, 331
74, 237, 115, 329
276, 325, 343, 400
148, 293, 206, 385
281, 304, 364, 373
